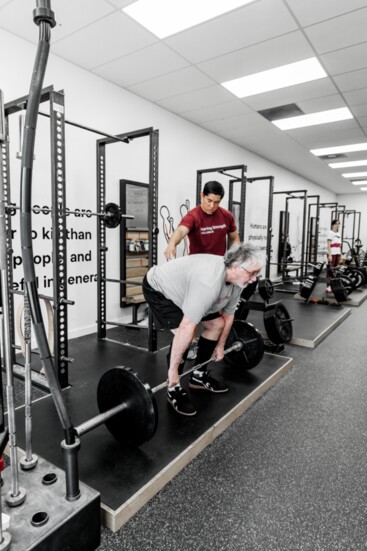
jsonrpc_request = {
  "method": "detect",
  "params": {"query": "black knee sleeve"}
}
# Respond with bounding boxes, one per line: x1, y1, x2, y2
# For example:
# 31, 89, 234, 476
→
194, 336, 218, 372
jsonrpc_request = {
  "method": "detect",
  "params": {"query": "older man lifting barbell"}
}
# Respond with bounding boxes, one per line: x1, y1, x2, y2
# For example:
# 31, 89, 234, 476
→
142, 243, 262, 416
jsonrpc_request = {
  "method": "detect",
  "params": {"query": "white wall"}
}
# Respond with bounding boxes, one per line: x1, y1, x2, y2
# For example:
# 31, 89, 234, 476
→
1, 28, 339, 339
337, 192, 367, 252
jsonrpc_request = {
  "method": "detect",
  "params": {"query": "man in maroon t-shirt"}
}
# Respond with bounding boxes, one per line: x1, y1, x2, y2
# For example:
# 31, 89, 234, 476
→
164, 180, 240, 259
163, 181, 240, 365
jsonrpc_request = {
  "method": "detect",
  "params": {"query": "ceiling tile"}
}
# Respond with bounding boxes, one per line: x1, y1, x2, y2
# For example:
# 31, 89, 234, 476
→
297, 94, 346, 113
197, 31, 314, 83
343, 88, 367, 106
321, 42, 367, 76
93, 43, 189, 87
202, 111, 265, 133
164, 0, 298, 64
182, 101, 254, 124
242, 78, 338, 111
292, 126, 366, 148
51, 11, 157, 69
333, 68, 367, 92
304, 7, 367, 54
350, 104, 367, 117
156, 85, 235, 113
286, 0, 367, 27
127, 67, 215, 102
0, 0, 115, 44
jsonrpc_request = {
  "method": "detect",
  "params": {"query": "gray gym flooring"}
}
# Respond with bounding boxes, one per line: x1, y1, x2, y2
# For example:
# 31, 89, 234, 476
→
98, 300, 367, 551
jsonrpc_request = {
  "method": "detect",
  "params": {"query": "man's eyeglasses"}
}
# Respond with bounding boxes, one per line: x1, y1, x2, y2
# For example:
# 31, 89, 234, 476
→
241, 266, 261, 277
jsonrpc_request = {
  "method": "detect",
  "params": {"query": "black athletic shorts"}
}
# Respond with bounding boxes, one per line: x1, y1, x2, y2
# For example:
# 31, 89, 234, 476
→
142, 275, 220, 330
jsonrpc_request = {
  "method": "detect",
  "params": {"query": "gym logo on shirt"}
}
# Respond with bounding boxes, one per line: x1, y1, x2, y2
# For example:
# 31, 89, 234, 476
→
200, 224, 226, 234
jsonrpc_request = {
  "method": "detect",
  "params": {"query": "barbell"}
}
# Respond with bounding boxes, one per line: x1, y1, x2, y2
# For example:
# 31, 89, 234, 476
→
6, 201, 134, 229
74, 319, 265, 447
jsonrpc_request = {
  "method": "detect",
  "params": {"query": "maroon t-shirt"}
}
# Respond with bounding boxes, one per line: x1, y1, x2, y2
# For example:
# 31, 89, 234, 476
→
179, 205, 237, 255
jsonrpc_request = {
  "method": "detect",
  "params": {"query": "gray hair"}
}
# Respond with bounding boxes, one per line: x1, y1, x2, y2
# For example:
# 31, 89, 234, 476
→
224, 242, 260, 268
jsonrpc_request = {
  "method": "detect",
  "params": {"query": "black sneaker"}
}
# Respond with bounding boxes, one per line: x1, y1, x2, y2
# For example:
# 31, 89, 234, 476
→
167, 385, 197, 416
189, 370, 228, 393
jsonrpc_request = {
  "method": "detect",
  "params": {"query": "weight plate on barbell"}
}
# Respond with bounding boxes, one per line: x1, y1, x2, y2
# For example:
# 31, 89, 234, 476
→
347, 268, 365, 289
240, 280, 258, 302
258, 278, 274, 301
299, 276, 317, 301
263, 302, 293, 344
338, 274, 354, 295
224, 319, 264, 370
313, 262, 324, 277
330, 277, 349, 303
103, 202, 122, 229
97, 366, 158, 446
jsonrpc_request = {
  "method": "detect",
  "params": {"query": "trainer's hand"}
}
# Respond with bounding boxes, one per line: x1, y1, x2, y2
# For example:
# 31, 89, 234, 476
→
164, 244, 176, 260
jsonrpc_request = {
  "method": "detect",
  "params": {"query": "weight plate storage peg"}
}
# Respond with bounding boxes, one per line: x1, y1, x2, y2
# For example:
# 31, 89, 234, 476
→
263, 302, 293, 344
97, 366, 158, 446
224, 319, 264, 370
258, 278, 274, 301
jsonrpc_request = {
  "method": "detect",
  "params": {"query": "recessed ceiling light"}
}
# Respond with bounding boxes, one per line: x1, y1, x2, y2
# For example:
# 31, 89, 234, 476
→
311, 143, 367, 156
342, 172, 367, 178
360, 187, 367, 191
221, 57, 326, 99
351, 180, 367, 185
329, 160, 367, 169
272, 107, 352, 130
123, 0, 256, 38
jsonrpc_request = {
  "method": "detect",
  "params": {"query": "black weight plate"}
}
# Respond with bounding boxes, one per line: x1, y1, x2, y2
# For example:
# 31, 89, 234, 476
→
240, 279, 258, 302
330, 278, 348, 303
338, 274, 354, 295
263, 302, 293, 344
224, 319, 264, 370
258, 278, 274, 301
347, 268, 365, 289
97, 366, 158, 446
234, 299, 250, 321
300, 276, 317, 300
313, 262, 324, 277
103, 202, 121, 228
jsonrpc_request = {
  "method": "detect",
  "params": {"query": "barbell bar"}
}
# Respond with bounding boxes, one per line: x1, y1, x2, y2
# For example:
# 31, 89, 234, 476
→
6, 202, 134, 229
75, 340, 243, 439
76, 320, 265, 446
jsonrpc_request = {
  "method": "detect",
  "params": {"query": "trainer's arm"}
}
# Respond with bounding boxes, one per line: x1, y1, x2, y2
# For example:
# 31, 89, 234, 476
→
213, 312, 235, 361
168, 315, 197, 386
228, 230, 240, 246
164, 225, 190, 260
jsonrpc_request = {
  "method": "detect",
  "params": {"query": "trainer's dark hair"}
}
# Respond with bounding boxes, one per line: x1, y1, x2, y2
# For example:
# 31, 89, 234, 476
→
203, 180, 225, 198
224, 242, 260, 268
331, 219, 339, 226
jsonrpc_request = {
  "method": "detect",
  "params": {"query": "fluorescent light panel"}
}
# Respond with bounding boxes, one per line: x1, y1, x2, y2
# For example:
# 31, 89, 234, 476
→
221, 57, 326, 99
272, 107, 352, 130
342, 172, 367, 178
329, 159, 367, 168
351, 180, 367, 185
360, 187, 367, 190
311, 143, 367, 156
123, 0, 256, 38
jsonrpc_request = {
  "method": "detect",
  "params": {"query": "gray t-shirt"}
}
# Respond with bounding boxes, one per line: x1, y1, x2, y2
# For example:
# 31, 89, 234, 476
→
147, 254, 241, 324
